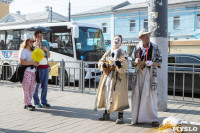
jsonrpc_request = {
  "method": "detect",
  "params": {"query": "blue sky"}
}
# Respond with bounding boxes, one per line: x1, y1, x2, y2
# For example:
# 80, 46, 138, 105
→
10, 0, 146, 16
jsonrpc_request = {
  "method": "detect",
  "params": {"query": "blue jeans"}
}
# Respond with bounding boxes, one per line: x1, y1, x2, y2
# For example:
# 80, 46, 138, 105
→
33, 68, 49, 105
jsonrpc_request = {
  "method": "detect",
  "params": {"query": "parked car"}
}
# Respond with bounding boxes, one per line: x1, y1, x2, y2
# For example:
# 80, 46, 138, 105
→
168, 54, 200, 94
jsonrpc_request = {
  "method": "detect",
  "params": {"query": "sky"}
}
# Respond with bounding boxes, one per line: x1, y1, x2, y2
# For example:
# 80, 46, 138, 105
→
10, 0, 146, 16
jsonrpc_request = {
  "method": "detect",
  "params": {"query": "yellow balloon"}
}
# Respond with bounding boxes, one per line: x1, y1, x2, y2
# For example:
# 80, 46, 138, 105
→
32, 48, 45, 62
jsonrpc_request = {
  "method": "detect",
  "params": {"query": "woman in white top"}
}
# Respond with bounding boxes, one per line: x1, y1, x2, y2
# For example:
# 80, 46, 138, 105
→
19, 35, 39, 111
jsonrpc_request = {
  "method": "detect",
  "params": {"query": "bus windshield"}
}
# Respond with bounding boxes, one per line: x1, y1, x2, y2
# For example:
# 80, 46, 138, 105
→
76, 27, 104, 51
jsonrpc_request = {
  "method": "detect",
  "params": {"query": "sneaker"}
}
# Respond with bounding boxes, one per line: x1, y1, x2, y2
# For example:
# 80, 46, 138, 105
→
116, 118, 124, 124
35, 104, 43, 108
42, 103, 51, 107
99, 113, 110, 121
24, 105, 35, 111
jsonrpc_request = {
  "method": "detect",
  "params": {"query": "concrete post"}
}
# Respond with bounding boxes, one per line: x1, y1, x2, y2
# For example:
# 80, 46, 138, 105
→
148, 0, 168, 111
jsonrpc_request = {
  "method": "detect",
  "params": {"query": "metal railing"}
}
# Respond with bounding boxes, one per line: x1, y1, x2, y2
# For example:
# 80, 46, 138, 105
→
168, 63, 200, 103
1, 60, 200, 103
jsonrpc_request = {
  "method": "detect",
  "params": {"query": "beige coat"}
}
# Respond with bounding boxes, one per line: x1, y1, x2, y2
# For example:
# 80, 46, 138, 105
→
94, 49, 129, 114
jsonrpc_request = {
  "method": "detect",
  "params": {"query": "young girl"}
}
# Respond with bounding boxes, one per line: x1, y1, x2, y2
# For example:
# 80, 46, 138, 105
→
94, 35, 129, 124
19, 35, 39, 111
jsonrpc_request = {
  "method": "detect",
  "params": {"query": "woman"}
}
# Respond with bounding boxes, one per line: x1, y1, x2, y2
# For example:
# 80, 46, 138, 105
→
19, 35, 39, 111
94, 35, 129, 124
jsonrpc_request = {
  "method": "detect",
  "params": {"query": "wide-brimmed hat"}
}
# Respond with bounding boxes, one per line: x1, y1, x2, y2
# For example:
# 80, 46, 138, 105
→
138, 29, 152, 39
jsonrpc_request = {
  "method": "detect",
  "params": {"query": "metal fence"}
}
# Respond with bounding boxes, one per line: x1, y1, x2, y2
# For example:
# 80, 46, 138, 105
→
0, 60, 200, 103
168, 63, 200, 103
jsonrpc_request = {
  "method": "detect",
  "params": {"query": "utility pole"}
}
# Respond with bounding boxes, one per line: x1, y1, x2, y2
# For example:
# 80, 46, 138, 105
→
148, 0, 168, 111
68, 0, 71, 22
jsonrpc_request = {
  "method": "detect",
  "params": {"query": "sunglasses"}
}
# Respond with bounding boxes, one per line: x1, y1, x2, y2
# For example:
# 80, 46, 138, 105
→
29, 40, 35, 43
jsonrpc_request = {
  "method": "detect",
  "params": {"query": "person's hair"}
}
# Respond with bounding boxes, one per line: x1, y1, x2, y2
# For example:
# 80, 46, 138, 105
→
20, 39, 30, 50
34, 30, 43, 37
114, 35, 122, 43
0, 40, 4, 45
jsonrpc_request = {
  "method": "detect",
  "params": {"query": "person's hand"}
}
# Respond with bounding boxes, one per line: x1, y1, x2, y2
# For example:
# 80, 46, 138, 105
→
102, 62, 108, 68
33, 62, 39, 67
146, 61, 153, 66
41, 46, 48, 52
134, 58, 139, 64
115, 61, 122, 68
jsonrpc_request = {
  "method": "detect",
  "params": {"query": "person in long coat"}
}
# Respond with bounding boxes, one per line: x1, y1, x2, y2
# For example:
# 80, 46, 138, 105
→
94, 35, 129, 124
131, 29, 162, 127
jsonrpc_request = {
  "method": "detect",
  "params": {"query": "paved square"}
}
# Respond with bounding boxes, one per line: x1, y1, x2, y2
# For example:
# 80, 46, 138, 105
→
0, 81, 200, 133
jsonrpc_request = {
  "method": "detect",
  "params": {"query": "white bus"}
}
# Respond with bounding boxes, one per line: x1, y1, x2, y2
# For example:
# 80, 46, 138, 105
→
0, 21, 105, 83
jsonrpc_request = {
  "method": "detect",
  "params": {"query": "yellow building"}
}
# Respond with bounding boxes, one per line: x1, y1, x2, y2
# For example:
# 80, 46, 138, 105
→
168, 39, 200, 55
0, 0, 13, 19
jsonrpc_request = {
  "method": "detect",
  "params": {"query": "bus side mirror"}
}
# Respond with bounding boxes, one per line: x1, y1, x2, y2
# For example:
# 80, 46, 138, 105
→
73, 25, 79, 38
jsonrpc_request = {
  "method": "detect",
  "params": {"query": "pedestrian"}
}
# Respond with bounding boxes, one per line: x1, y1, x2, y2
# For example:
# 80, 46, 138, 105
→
94, 35, 129, 124
131, 29, 162, 127
33, 30, 51, 108
13, 34, 39, 111
7, 40, 16, 50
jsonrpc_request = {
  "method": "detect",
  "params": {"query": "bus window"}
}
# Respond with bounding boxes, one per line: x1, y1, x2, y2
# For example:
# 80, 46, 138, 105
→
0, 31, 6, 50
75, 27, 105, 61
76, 27, 104, 51
6, 30, 20, 50
20, 30, 35, 48
51, 32, 73, 57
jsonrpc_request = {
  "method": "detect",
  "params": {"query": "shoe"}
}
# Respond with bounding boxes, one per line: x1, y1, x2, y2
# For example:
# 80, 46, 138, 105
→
99, 113, 110, 121
152, 121, 159, 127
24, 105, 35, 111
116, 118, 124, 124
42, 103, 51, 107
35, 104, 43, 108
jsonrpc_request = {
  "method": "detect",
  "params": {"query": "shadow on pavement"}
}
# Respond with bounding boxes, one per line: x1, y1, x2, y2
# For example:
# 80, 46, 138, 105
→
0, 128, 45, 133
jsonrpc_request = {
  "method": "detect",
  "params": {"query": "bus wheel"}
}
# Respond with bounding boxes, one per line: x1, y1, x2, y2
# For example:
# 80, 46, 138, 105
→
1, 63, 12, 80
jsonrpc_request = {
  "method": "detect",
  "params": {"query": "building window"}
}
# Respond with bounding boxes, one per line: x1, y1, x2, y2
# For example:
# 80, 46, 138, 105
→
130, 20, 136, 32
196, 14, 200, 28
102, 23, 107, 33
173, 16, 180, 29
143, 19, 148, 30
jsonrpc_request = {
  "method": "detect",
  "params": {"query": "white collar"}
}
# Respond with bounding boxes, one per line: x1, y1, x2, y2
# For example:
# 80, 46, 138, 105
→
139, 42, 150, 51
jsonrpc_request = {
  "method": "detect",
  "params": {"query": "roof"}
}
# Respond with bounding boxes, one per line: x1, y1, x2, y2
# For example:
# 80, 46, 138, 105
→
72, 1, 130, 16
116, 0, 200, 11
25, 11, 68, 22
72, 0, 200, 17
0, 11, 68, 25
0, 0, 13, 4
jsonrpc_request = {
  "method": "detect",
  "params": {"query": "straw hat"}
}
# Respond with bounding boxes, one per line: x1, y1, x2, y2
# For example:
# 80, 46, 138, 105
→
138, 29, 152, 39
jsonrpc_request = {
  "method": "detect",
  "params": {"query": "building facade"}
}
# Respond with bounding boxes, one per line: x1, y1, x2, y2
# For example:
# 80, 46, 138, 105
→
0, 0, 13, 19
72, 0, 200, 53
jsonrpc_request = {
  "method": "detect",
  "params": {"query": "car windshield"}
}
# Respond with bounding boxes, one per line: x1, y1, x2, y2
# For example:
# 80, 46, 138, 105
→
75, 27, 105, 51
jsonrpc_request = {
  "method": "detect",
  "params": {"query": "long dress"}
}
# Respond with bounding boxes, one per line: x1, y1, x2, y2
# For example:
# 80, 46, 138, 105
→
131, 42, 162, 124
131, 67, 158, 124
